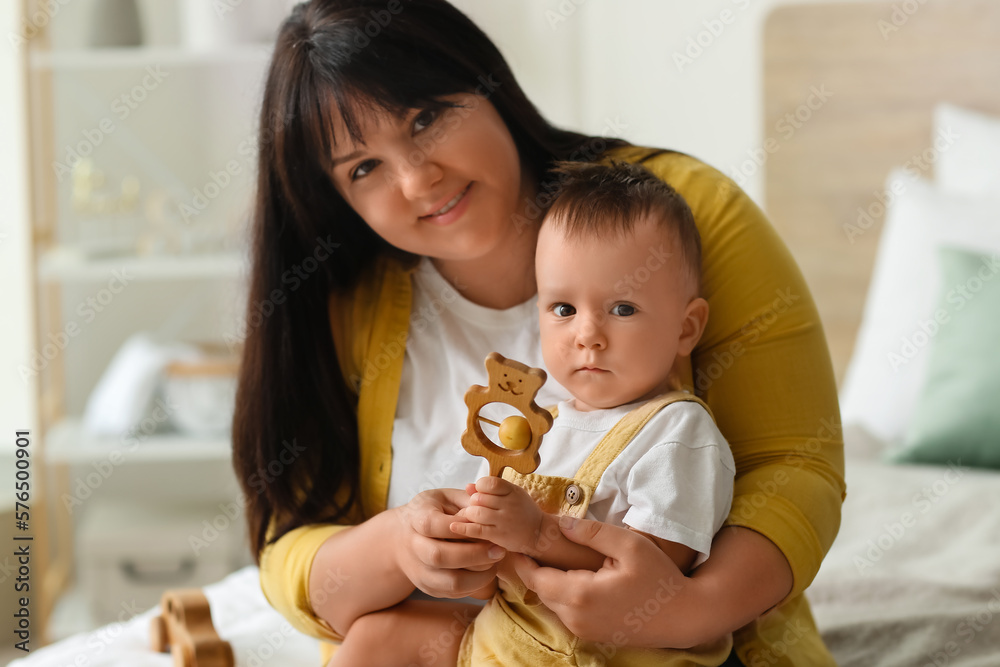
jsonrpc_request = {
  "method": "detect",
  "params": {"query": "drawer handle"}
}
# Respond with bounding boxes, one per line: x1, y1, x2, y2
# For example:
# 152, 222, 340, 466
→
120, 559, 196, 584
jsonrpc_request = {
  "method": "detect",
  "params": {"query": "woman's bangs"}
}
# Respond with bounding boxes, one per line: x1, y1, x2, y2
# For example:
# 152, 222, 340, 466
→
311, 27, 480, 149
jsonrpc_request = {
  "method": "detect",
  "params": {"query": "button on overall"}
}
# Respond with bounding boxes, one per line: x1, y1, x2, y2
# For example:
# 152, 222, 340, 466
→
564, 484, 582, 505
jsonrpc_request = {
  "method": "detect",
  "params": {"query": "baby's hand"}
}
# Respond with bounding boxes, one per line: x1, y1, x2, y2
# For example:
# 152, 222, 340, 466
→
450, 476, 545, 556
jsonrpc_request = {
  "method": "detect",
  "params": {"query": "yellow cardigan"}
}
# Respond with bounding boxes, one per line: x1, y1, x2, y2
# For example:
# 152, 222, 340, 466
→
258, 146, 846, 667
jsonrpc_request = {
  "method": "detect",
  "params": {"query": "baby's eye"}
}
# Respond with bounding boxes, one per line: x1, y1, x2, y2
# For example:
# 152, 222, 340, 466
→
553, 304, 575, 317
350, 159, 379, 181
611, 304, 636, 317
413, 107, 440, 133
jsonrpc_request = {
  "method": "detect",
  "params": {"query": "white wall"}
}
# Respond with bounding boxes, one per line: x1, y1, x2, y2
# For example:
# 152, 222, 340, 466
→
0, 0, 863, 445
0, 1, 39, 473
453, 0, 853, 204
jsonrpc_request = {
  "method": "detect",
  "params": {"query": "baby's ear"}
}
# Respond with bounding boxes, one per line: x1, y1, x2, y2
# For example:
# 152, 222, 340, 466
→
678, 297, 710, 357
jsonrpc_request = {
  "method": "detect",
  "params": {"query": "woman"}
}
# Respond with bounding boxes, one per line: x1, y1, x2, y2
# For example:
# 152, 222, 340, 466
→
232, 1, 846, 665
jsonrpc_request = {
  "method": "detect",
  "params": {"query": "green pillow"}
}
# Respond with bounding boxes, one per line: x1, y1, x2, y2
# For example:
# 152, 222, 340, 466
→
891, 245, 1000, 468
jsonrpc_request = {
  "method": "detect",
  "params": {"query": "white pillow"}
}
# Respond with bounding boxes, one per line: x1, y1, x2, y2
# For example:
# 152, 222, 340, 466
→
934, 103, 1000, 195
839, 172, 1000, 444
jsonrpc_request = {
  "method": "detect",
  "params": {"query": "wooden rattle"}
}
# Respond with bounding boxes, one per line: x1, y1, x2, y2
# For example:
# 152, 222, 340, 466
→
150, 589, 234, 667
461, 352, 553, 477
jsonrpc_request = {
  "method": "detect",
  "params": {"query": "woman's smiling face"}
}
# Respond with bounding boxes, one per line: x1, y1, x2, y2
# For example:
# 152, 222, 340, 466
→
327, 93, 526, 263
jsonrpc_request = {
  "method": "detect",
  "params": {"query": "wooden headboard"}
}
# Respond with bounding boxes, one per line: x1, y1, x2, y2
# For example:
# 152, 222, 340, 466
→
763, 1, 1000, 384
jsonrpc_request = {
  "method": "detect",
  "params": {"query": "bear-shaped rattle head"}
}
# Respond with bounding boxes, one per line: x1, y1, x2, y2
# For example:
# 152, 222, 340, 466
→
461, 352, 554, 477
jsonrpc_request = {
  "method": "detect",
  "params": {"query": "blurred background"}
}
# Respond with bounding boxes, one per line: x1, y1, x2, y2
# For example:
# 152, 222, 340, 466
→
3, 0, 999, 661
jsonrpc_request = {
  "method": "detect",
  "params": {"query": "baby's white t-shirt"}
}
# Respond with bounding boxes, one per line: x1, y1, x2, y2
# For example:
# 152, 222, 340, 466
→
476, 399, 736, 558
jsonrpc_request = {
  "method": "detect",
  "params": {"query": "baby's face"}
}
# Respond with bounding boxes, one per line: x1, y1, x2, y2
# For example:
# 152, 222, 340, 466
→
536, 216, 698, 412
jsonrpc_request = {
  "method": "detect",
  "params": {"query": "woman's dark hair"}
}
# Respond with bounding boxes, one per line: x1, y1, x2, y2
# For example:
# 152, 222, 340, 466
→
233, 0, 629, 562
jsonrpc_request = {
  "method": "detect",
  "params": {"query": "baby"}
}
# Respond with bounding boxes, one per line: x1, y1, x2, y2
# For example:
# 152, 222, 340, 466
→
331, 161, 736, 666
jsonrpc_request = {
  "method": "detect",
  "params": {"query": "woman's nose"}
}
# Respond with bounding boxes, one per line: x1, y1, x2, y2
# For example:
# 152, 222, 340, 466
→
396, 157, 444, 201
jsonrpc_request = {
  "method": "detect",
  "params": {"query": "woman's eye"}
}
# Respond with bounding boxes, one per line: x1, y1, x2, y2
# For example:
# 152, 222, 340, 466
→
413, 108, 440, 132
611, 304, 636, 317
553, 304, 576, 317
350, 159, 379, 181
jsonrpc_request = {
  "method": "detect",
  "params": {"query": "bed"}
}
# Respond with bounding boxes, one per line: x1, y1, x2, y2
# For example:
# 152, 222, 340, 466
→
764, 2, 1000, 664
13, 2, 1000, 666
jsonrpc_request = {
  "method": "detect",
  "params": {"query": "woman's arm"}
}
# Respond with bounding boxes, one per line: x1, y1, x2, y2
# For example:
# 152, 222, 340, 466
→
512, 519, 790, 648
261, 488, 506, 641
314, 488, 507, 637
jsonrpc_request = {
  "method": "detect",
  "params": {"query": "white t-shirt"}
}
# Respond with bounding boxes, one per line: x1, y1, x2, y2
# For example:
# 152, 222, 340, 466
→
476, 399, 736, 557
386, 258, 571, 510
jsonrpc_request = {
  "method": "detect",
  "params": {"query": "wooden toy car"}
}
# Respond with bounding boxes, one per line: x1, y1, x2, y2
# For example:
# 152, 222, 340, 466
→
150, 589, 234, 667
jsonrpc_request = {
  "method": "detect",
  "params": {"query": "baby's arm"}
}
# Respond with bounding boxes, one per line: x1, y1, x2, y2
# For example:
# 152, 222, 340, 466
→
630, 529, 697, 575
452, 477, 701, 576
327, 599, 479, 667
451, 476, 605, 571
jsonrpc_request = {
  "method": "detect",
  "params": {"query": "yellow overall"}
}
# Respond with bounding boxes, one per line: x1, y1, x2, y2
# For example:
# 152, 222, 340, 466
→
457, 392, 733, 666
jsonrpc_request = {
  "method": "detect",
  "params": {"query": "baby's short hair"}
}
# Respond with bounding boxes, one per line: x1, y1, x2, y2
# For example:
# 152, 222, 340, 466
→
543, 161, 702, 295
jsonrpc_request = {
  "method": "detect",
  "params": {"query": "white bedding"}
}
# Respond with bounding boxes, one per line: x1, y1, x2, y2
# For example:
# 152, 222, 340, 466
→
10, 567, 321, 667
806, 428, 1000, 666
15, 431, 1000, 667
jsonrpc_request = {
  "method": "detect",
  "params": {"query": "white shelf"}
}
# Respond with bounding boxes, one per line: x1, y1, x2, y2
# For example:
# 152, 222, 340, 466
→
30, 45, 273, 70
38, 247, 246, 283
45, 419, 232, 465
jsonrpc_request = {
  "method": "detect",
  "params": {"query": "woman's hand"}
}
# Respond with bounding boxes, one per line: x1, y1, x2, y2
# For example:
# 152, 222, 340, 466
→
511, 518, 793, 649
392, 488, 507, 599
510, 516, 699, 647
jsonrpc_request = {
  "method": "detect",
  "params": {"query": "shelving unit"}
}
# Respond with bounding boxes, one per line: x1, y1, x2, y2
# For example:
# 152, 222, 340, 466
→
38, 247, 245, 283
30, 45, 272, 70
22, 0, 269, 641
45, 419, 232, 465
